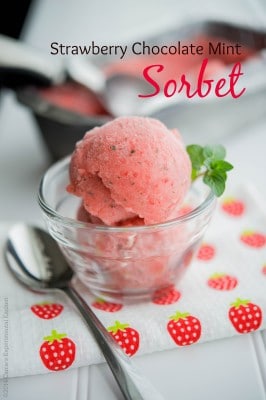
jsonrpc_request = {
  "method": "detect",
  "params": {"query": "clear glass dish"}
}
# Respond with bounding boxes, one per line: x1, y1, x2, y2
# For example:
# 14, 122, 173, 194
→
38, 156, 216, 302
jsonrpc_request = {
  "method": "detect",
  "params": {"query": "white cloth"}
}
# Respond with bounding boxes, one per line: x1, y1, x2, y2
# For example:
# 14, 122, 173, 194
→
0, 184, 265, 378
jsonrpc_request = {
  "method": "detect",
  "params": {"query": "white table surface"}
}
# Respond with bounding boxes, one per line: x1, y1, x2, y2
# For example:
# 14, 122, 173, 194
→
0, 1, 266, 399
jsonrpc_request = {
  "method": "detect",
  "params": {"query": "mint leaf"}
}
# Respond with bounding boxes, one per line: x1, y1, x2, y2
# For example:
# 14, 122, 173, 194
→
202, 146, 213, 159
203, 157, 213, 169
186, 145, 204, 171
186, 143, 233, 197
203, 172, 226, 197
203, 145, 226, 160
211, 160, 233, 172
191, 168, 198, 181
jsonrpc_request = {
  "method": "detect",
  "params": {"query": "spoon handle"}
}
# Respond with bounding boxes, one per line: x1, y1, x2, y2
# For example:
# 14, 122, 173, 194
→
63, 285, 164, 400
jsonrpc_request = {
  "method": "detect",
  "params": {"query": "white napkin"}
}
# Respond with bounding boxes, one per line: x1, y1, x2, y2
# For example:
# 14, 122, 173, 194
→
0, 184, 265, 378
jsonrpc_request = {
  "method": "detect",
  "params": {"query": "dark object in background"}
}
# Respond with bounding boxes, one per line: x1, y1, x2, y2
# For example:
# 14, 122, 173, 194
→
0, 0, 33, 107
0, 31, 109, 160
0, 0, 33, 38
17, 86, 109, 160
39, 82, 108, 117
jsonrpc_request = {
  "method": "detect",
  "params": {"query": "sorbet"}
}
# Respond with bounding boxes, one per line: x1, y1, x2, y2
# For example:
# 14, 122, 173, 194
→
67, 116, 191, 225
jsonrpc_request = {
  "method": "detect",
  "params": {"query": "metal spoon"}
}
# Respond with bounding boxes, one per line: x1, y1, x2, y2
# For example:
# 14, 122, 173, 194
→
67, 57, 151, 116
5, 223, 164, 400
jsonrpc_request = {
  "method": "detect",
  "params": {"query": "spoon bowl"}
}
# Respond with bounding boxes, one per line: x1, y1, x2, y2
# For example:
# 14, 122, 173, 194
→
67, 57, 151, 116
6, 224, 73, 290
5, 223, 164, 400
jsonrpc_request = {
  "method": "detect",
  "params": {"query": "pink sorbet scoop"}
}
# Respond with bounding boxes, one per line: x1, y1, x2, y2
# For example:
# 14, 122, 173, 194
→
67, 116, 191, 225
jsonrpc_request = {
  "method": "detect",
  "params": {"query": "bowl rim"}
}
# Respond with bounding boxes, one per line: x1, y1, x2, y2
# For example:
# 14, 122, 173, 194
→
38, 156, 216, 232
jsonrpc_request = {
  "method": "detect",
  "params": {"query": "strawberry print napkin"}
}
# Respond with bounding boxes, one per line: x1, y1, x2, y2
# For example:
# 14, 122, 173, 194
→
0, 184, 265, 378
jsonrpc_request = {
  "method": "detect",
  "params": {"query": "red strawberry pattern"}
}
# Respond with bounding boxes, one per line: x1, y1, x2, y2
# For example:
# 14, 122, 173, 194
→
240, 231, 266, 248
92, 298, 123, 312
228, 298, 262, 334
178, 205, 193, 217
183, 248, 194, 267
40, 330, 76, 371
16, 189, 266, 367
197, 244, 215, 261
222, 198, 245, 216
152, 286, 181, 305
167, 311, 201, 346
107, 320, 139, 356
207, 273, 238, 291
31, 302, 63, 319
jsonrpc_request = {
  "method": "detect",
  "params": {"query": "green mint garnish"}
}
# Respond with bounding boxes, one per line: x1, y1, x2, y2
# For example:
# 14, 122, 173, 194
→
186, 144, 233, 197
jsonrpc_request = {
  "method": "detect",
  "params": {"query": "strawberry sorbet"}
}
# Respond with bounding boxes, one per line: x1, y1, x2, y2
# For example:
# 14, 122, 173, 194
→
59, 116, 216, 298
67, 116, 191, 226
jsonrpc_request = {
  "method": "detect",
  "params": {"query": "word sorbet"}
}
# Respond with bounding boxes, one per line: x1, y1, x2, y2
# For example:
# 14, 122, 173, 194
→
138, 59, 245, 100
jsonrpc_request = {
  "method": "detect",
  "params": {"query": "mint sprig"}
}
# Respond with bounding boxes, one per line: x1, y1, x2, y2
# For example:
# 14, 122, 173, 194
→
186, 144, 233, 197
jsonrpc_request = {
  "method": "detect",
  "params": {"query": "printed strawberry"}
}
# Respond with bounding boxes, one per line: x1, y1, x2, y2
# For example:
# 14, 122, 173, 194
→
167, 311, 201, 346
262, 264, 266, 275
183, 248, 194, 267
221, 197, 244, 216
228, 298, 262, 334
197, 243, 215, 261
207, 273, 238, 291
40, 330, 76, 371
31, 302, 63, 319
107, 320, 139, 356
178, 204, 193, 216
92, 298, 123, 312
240, 231, 266, 248
152, 286, 181, 305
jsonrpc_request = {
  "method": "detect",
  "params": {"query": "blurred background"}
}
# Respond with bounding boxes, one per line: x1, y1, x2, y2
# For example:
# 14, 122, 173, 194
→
0, 0, 32, 39
0, 0, 265, 222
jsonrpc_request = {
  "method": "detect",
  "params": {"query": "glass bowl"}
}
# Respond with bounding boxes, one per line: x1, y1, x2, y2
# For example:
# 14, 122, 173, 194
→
38, 156, 216, 302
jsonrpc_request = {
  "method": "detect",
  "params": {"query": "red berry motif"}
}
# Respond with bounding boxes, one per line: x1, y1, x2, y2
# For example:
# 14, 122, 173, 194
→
31, 302, 63, 319
40, 330, 76, 371
222, 198, 244, 216
107, 320, 139, 356
178, 205, 193, 216
228, 298, 262, 334
152, 286, 181, 305
197, 244, 215, 261
262, 264, 266, 275
92, 298, 123, 312
167, 311, 201, 346
240, 231, 266, 248
207, 273, 238, 291
183, 248, 194, 267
